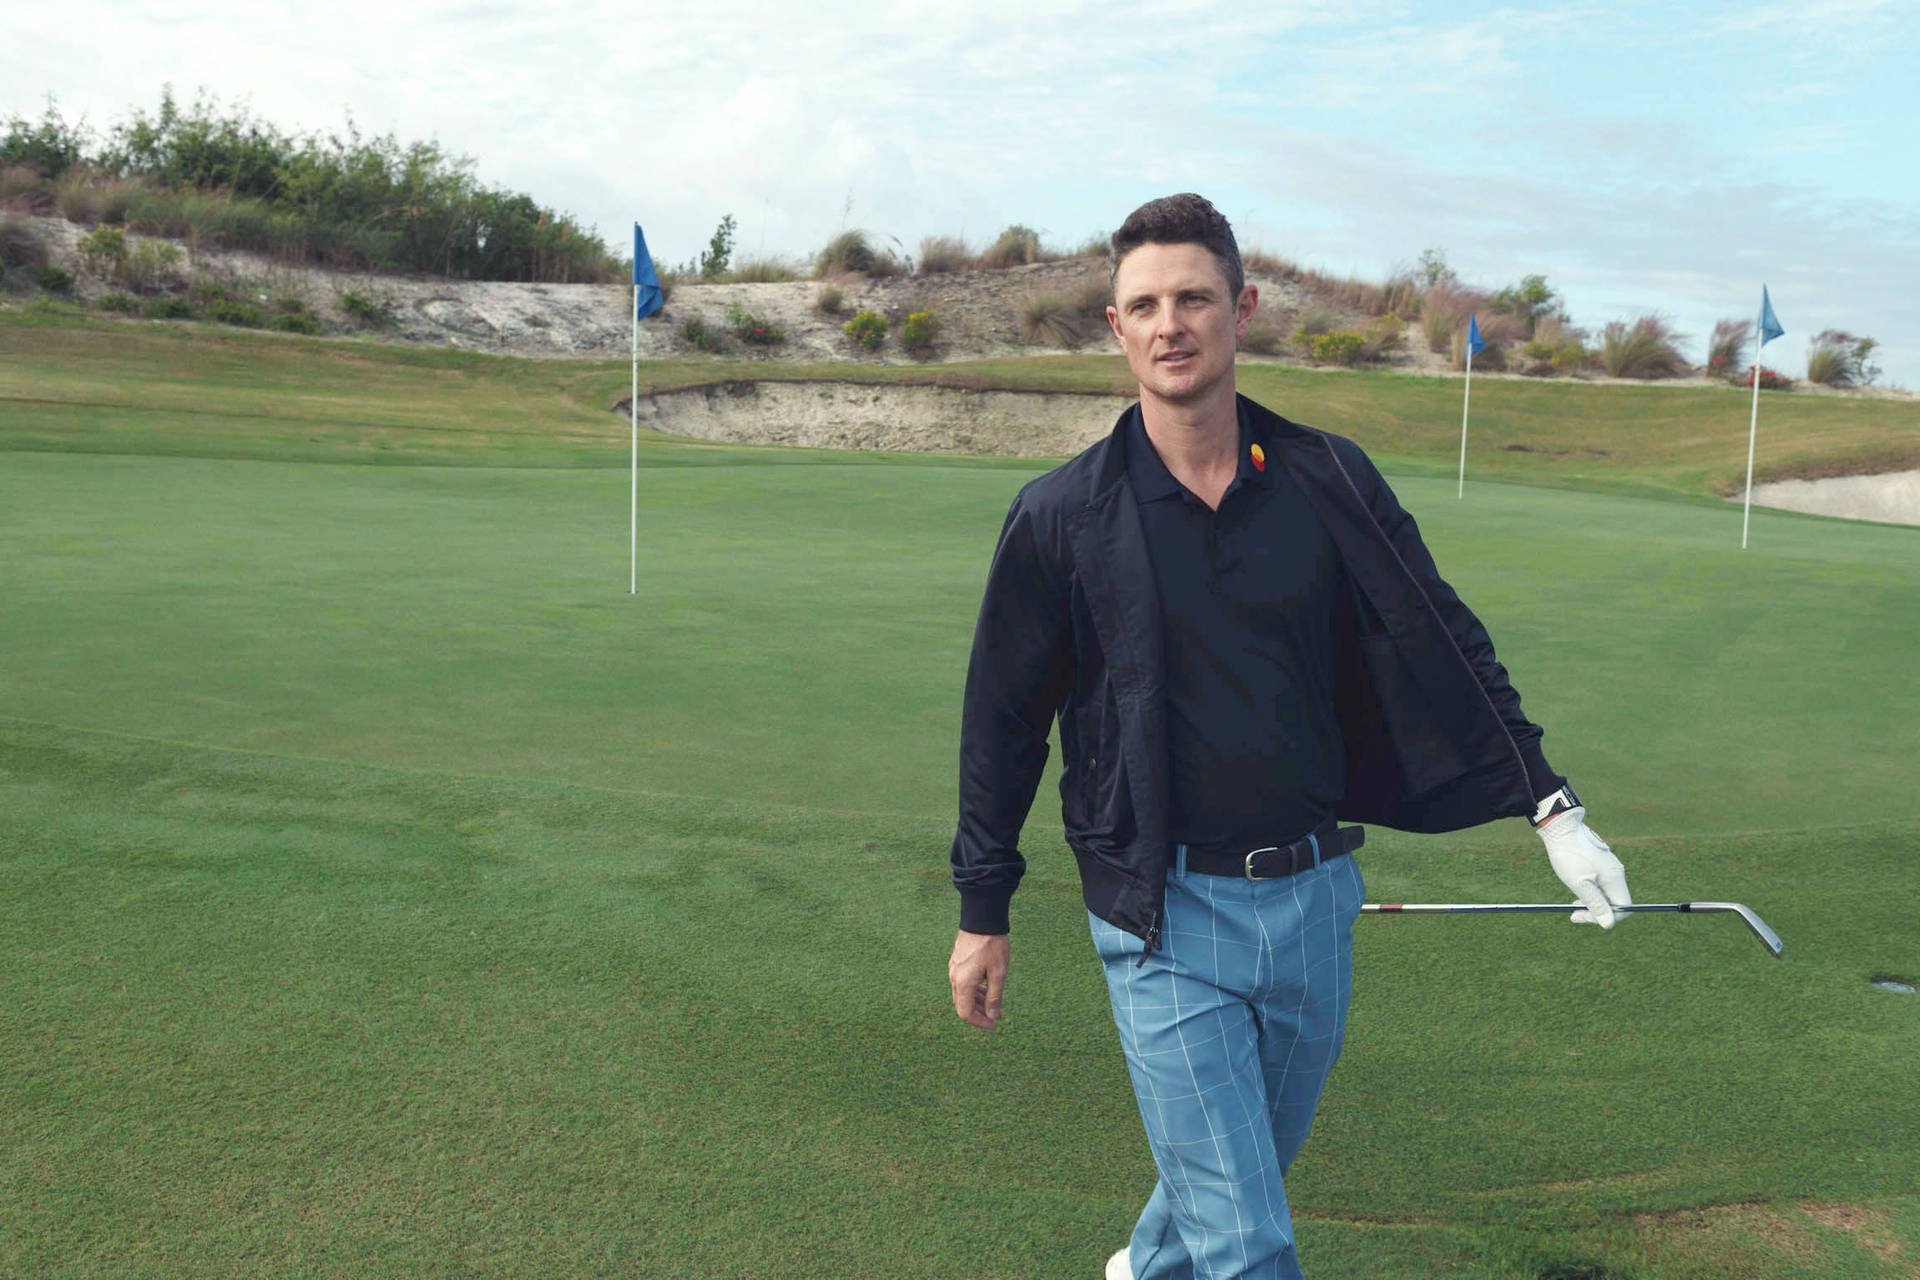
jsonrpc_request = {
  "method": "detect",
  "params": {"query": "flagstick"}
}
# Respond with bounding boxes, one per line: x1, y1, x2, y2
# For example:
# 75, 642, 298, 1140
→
1740, 307, 1763, 551
630, 273, 639, 595
1457, 346, 1473, 499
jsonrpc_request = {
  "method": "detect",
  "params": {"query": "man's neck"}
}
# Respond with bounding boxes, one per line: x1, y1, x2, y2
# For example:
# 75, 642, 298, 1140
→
1139, 383, 1240, 510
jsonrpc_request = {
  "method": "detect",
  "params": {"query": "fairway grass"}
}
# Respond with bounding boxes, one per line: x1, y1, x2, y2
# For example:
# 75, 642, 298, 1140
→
4, 317, 1919, 1277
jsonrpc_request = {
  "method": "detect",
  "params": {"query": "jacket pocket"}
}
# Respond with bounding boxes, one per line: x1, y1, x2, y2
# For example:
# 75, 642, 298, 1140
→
1357, 634, 1470, 794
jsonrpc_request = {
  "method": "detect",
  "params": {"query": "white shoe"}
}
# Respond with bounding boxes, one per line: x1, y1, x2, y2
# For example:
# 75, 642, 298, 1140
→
1105, 1247, 1133, 1280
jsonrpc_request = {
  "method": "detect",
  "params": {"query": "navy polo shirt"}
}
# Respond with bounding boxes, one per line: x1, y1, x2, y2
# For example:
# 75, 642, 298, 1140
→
1128, 406, 1348, 854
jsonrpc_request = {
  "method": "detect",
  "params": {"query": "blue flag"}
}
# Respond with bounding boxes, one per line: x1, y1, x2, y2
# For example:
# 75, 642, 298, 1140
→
1758, 285, 1783, 347
1466, 312, 1486, 356
633, 223, 663, 320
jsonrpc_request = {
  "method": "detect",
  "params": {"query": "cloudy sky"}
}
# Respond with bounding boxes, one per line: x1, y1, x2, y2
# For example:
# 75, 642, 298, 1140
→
9, 0, 1918, 386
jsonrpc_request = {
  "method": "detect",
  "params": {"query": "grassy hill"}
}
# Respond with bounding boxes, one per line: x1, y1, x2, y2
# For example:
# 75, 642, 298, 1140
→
3, 312, 1918, 1277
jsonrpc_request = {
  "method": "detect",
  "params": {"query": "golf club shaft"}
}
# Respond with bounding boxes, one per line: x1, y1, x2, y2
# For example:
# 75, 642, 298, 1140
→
1361, 901, 1783, 957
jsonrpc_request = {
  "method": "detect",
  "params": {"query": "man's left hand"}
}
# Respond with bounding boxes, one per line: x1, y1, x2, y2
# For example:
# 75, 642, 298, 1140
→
1537, 805, 1631, 929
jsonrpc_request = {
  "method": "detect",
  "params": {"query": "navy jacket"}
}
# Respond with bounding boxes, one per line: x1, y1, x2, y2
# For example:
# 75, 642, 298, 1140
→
950, 395, 1565, 948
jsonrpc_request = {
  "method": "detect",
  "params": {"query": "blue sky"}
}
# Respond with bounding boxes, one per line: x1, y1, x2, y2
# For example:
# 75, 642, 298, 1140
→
8, 0, 1918, 387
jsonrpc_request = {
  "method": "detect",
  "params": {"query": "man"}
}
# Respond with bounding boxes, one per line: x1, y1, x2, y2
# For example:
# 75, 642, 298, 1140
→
945, 193, 1631, 1280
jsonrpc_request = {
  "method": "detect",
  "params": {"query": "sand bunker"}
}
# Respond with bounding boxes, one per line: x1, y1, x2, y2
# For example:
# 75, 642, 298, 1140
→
628, 381, 1134, 457
1743, 470, 1920, 527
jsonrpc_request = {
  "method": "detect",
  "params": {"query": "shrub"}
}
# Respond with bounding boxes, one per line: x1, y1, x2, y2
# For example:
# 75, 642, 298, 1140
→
1, 164, 55, 214
1363, 313, 1406, 359
1599, 315, 1687, 378
723, 301, 783, 346
0, 213, 49, 268
121, 238, 183, 293
1490, 273, 1559, 338
143, 295, 194, 319
52, 169, 145, 226
1308, 331, 1366, 366
77, 224, 126, 274
698, 214, 735, 279
813, 285, 845, 316
1242, 249, 1300, 280
815, 229, 883, 277
901, 309, 940, 358
724, 256, 800, 283
918, 235, 969, 274
843, 308, 887, 351
1706, 319, 1751, 381
203, 297, 264, 326
1018, 292, 1081, 346
1239, 322, 1286, 357
678, 315, 725, 353
35, 264, 73, 292
1746, 365, 1794, 391
268, 311, 322, 334
978, 224, 1043, 269
1066, 231, 1110, 260
97, 291, 141, 313
1292, 305, 1338, 354
1805, 330, 1880, 387
338, 288, 392, 328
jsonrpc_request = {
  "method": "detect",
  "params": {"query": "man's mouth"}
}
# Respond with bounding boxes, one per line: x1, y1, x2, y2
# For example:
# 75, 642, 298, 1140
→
1157, 350, 1196, 364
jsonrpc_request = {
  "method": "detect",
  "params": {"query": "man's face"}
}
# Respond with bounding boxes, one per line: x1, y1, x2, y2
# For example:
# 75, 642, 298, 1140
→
1106, 241, 1257, 407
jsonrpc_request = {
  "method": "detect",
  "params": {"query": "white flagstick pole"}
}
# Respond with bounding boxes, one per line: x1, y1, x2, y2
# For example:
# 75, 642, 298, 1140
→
1741, 303, 1764, 551
1457, 344, 1473, 499
630, 257, 639, 595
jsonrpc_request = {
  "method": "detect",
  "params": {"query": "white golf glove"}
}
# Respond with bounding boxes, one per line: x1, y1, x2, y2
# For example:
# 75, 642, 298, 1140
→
1533, 787, 1631, 929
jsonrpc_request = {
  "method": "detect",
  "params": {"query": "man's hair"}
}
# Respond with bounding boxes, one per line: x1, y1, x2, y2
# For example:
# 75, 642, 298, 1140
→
1109, 193, 1244, 300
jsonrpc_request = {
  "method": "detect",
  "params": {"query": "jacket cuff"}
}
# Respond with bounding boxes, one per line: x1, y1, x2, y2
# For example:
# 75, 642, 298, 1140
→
1521, 740, 1566, 806
958, 888, 1014, 935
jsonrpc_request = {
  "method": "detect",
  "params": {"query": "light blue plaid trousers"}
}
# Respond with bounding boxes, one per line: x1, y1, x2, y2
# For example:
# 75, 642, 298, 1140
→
1089, 844, 1364, 1280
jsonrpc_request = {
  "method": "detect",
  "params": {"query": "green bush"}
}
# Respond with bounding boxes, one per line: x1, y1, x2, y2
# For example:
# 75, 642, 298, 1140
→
723, 301, 783, 346
338, 288, 392, 328
11, 90, 623, 282
1363, 313, 1405, 358
678, 315, 725, 353
843, 309, 886, 351
1706, 319, 1750, 380
202, 297, 264, 327
35, 265, 74, 293
813, 286, 845, 316
268, 311, 322, 335
698, 214, 736, 279
97, 291, 141, 313
901, 309, 940, 358
1308, 331, 1366, 366
143, 295, 194, 319
77, 224, 126, 274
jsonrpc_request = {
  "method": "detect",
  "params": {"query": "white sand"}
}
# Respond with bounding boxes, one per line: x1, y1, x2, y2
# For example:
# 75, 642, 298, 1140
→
1741, 471, 1920, 528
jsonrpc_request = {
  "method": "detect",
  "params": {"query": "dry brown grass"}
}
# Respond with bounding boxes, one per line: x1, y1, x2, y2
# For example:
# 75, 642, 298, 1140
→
917, 235, 969, 274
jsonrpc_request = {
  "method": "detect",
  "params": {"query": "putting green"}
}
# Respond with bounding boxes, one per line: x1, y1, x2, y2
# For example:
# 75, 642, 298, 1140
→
3, 321, 1918, 1277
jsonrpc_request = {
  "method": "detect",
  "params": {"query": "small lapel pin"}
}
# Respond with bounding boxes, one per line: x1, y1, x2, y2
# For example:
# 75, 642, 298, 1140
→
1250, 443, 1266, 472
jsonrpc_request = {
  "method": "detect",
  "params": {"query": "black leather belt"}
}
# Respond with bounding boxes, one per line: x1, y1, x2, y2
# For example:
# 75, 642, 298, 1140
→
1181, 823, 1365, 880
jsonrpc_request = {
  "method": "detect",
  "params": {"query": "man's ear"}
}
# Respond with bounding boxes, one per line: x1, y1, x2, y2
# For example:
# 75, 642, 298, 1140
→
1234, 285, 1260, 336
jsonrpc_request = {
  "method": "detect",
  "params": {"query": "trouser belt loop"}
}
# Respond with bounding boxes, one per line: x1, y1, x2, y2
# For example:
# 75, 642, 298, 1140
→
1175, 842, 1188, 877
1308, 831, 1321, 869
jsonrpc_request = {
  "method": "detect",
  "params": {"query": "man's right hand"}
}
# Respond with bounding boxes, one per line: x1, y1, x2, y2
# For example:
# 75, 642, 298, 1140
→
948, 930, 1010, 1029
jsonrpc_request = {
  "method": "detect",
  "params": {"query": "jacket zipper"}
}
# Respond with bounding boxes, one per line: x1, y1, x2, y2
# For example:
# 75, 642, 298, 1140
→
1135, 918, 1161, 966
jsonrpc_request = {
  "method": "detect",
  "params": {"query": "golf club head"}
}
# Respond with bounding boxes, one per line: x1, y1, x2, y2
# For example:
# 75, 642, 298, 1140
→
1672, 901, 1784, 958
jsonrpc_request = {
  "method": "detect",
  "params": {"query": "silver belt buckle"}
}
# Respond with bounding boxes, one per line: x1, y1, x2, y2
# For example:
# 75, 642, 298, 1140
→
1244, 846, 1281, 879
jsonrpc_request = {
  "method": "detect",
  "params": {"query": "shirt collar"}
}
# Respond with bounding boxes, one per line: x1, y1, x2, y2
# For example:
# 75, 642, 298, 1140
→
1126, 400, 1271, 504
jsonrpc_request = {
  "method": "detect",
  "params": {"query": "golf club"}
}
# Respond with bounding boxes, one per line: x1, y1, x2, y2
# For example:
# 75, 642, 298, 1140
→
1361, 901, 1783, 958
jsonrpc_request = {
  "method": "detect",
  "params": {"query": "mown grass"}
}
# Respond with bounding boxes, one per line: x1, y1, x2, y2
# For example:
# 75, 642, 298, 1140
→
3, 315, 1918, 1276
